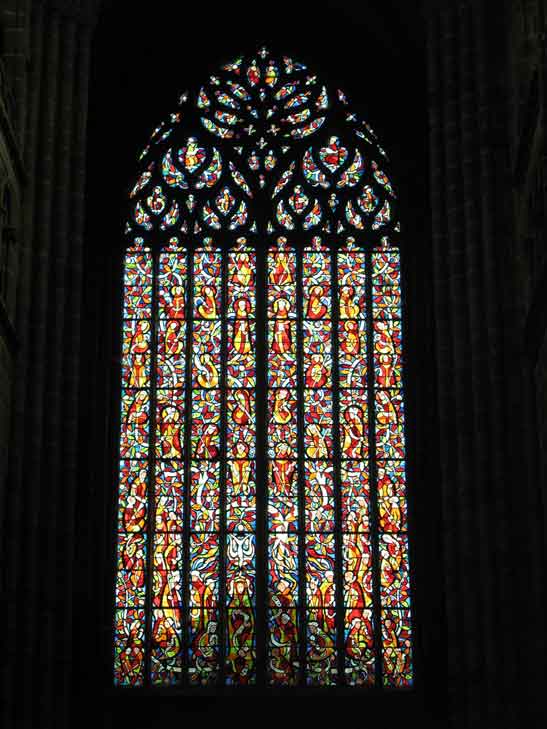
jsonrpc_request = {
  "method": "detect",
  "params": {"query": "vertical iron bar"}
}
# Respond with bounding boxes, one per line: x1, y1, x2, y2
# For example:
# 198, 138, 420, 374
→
295, 239, 306, 686
255, 239, 268, 686
144, 244, 161, 687
181, 239, 195, 688
218, 241, 228, 685
330, 243, 346, 685
367, 244, 383, 688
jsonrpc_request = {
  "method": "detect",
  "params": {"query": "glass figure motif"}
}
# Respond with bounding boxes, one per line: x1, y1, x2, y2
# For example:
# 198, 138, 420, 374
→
267, 239, 300, 685
114, 49, 412, 690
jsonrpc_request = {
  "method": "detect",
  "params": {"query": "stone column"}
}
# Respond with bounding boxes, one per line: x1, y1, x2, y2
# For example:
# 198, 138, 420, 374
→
1, 2, 98, 728
425, 0, 541, 726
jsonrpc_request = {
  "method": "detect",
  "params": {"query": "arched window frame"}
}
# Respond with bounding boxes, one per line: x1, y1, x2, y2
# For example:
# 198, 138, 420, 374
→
112, 48, 413, 691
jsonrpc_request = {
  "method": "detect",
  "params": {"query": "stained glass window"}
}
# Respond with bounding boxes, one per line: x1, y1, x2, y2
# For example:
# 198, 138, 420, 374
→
114, 49, 412, 689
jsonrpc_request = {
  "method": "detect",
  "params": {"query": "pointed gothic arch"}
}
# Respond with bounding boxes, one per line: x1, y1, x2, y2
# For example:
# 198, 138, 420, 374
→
114, 48, 412, 690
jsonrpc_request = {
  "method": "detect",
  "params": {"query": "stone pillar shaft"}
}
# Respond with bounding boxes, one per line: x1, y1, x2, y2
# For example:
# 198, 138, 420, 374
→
426, 0, 541, 726
2, 3, 96, 727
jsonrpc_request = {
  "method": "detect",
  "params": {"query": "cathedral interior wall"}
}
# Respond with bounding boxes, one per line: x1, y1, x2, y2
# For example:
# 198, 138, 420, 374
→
0, 1, 545, 727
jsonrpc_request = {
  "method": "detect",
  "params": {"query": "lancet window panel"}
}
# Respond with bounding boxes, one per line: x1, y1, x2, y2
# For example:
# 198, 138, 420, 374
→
113, 48, 413, 690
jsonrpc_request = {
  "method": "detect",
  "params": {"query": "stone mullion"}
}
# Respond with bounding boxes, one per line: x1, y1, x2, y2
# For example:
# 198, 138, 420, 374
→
426, 8, 465, 722
20, 11, 61, 728
39, 17, 77, 727
2, 3, 44, 727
